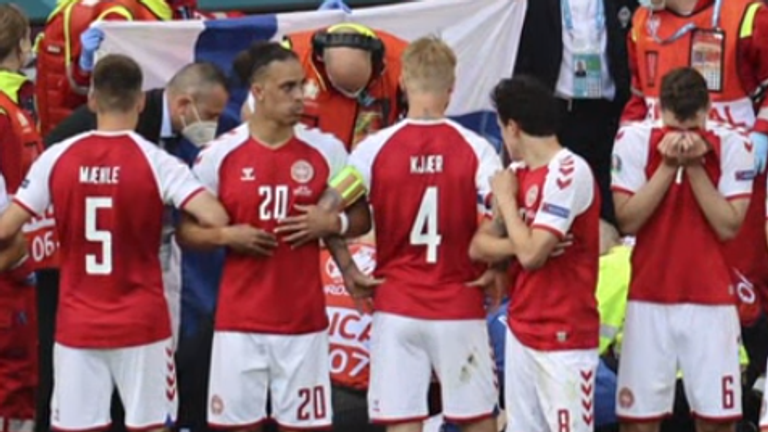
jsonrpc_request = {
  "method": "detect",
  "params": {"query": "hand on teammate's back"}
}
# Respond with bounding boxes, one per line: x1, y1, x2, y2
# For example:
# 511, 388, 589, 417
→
551, 234, 574, 257
466, 268, 505, 312
221, 224, 278, 257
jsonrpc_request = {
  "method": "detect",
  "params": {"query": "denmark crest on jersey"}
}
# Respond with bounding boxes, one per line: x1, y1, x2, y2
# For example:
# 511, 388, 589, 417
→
525, 185, 539, 207
291, 160, 314, 183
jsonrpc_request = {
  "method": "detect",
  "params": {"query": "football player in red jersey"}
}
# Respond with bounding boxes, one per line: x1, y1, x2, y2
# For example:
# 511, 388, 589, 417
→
0, 54, 229, 432
300, 37, 502, 432
612, 68, 753, 432
179, 41, 370, 432
470, 75, 601, 432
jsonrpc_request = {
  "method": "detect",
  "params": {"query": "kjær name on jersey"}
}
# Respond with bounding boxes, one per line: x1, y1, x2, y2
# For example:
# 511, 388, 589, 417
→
410, 155, 444, 174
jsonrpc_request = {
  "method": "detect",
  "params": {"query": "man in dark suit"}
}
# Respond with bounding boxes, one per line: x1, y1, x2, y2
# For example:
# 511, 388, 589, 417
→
45, 61, 229, 149
513, 0, 637, 226
36, 61, 230, 432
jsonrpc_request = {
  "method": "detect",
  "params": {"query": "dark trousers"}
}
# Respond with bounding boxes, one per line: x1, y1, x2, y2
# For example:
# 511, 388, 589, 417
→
34, 270, 56, 432
556, 97, 623, 226
174, 314, 216, 432
331, 386, 383, 432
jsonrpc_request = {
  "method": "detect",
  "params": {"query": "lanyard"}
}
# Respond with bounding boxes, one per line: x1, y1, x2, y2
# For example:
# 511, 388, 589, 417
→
649, 0, 723, 44
561, 0, 606, 34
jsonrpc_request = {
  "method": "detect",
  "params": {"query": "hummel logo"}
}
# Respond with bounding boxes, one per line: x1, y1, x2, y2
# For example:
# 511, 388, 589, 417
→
241, 167, 255, 181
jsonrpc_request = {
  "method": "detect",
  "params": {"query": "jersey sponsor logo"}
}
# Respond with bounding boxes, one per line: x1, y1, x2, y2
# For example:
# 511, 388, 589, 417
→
541, 202, 570, 219
525, 185, 539, 207
291, 160, 314, 184
735, 169, 755, 181
241, 167, 255, 181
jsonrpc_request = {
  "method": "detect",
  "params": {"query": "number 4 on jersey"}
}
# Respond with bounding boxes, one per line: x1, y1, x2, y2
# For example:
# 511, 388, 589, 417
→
410, 186, 441, 264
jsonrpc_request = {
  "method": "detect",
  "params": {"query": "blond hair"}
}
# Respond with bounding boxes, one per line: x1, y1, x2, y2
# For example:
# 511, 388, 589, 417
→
401, 36, 456, 93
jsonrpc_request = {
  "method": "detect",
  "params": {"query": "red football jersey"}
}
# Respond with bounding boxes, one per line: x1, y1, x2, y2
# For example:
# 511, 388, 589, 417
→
14, 131, 204, 348
349, 118, 501, 320
507, 150, 600, 351
194, 125, 347, 334
611, 121, 754, 305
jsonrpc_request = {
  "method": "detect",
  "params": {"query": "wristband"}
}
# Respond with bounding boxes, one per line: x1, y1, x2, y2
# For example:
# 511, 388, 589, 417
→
338, 212, 350, 236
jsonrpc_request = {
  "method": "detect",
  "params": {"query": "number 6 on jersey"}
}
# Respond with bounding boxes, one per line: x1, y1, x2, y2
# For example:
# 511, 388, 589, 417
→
85, 197, 113, 275
410, 186, 441, 264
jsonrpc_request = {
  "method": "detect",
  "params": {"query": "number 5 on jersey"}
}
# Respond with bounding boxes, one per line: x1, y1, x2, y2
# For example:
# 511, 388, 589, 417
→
410, 186, 441, 264
85, 197, 113, 275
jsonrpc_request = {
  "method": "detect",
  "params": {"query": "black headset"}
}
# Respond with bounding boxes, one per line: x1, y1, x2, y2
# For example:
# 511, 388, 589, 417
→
311, 24, 386, 76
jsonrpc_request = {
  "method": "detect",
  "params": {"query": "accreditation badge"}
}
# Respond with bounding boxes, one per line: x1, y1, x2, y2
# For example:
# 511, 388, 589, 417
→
572, 49, 603, 99
690, 29, 725, 92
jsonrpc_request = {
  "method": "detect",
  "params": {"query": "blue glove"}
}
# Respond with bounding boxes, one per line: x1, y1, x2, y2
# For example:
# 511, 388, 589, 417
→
318, 0, 351, 12
79, 27, 105, 72
750, 131, 768, 174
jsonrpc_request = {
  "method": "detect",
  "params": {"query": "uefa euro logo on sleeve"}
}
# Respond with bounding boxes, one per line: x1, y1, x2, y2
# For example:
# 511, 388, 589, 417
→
541, 202, 571, 219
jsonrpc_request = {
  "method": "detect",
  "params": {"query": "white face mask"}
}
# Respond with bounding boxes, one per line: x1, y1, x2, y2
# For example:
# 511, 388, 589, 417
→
181, 103, 217, 148
639, 0, 666, 10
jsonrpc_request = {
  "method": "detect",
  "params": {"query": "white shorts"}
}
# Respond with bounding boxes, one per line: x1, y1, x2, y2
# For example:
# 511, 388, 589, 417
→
51, 338, 177, 431
617, 301, 742, 421
504, 328, 598, 432
367, 313, 498, 424
207, 330, 332, 430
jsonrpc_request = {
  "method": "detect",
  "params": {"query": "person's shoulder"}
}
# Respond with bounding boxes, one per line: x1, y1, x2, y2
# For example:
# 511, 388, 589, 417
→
707, 120, 750, 144
548, 149, 594, 185
294, 124, 347, 155
202, 124, 251, 155
615, 120, 657, 148
443, 119, 497, 153
351, 121, 411, 157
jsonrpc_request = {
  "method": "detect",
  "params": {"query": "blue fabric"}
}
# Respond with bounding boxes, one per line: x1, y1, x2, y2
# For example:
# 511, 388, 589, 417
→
750, 131, 768, 173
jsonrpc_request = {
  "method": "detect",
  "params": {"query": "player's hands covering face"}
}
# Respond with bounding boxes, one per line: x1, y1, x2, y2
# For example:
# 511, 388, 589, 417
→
657, 131, 711, 166
222, 224, 278, 256
676, 132, 711, 165
657, 131, 686, 166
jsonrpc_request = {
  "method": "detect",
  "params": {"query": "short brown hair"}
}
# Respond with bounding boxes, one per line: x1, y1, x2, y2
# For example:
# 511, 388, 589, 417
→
92, 54, 144, 113
659, 67, 710, 122
401, 36, 456, 93
0, 4, 29, 61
